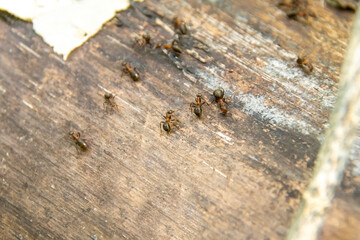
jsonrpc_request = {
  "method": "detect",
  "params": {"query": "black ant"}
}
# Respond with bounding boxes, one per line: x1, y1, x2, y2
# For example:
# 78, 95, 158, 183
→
278, 0, 316, 23
326, 0, 356, 11
69, 132, 88, 151
173, 17, 187, 35
156, 39, 182, 53
213, 88, 230, 115
103, 92, 118, 112
297, 56, 313, 73
160, 110, 179, 134
286, 9, 316, 23
122, 62, 140, 81
190, 93, 209, 117
156, 39, 183, 69
133, 33, 152, 48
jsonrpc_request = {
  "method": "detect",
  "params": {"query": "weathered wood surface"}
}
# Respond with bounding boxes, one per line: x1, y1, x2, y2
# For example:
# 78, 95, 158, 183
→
0, 0, 358, 239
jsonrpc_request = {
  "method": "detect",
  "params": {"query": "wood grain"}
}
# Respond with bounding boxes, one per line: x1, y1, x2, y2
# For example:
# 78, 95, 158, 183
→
0, 0, 358, 239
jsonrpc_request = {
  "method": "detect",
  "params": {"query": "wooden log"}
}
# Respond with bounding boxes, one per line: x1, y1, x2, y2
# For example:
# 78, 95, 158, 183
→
0, 0, 358, 239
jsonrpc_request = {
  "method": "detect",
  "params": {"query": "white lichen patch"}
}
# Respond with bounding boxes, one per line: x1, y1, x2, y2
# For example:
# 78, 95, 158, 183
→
263, 58, 336, 110
238, 94, 319, 136
196, 65, 321, 137
197, 66, 232, 91
0, 0, 142, 60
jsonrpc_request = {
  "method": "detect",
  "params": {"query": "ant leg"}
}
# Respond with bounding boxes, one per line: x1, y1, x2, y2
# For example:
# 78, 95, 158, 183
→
113, 103, 119, 111
107, 102, 116, 112
121, 69, 126, 77
103, 101, 110, 112
204, 96, 211, 106
172, 39, 179, 46
132, 38, 141, 48
121, 63, 128, 76
224, 97, 232, 104
199, 95, 210, 106
170, 117, 179, 123
190, 103, 195, 113
201, 101, 209, 107
75, 144, 81, 154
104, 103, 111, 114
171, 118, 180, 128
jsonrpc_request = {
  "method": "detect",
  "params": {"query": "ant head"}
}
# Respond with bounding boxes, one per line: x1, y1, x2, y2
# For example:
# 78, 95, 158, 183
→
196, 93, 202, 98
167, 110, 174, 115
296, 57, 303, 64
104, 92, 112, 99
143, 33, 151, 41
213, 88, 224, 98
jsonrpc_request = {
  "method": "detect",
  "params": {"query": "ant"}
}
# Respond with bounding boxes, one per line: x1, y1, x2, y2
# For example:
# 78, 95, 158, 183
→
326, 0, 356, 11
133, 33, 152, 48
286, 9, 316, 22
297, 56, 313, 73
213, 88, 230, 115
69, 131, 88, 151
122, 62, 140, 81
160, 110, 179, 134
173, 17, 187, 35
190, 93, 209, 117
278, 0, 316, 23
156, 39, 182, 53
103, 92, 118, 112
